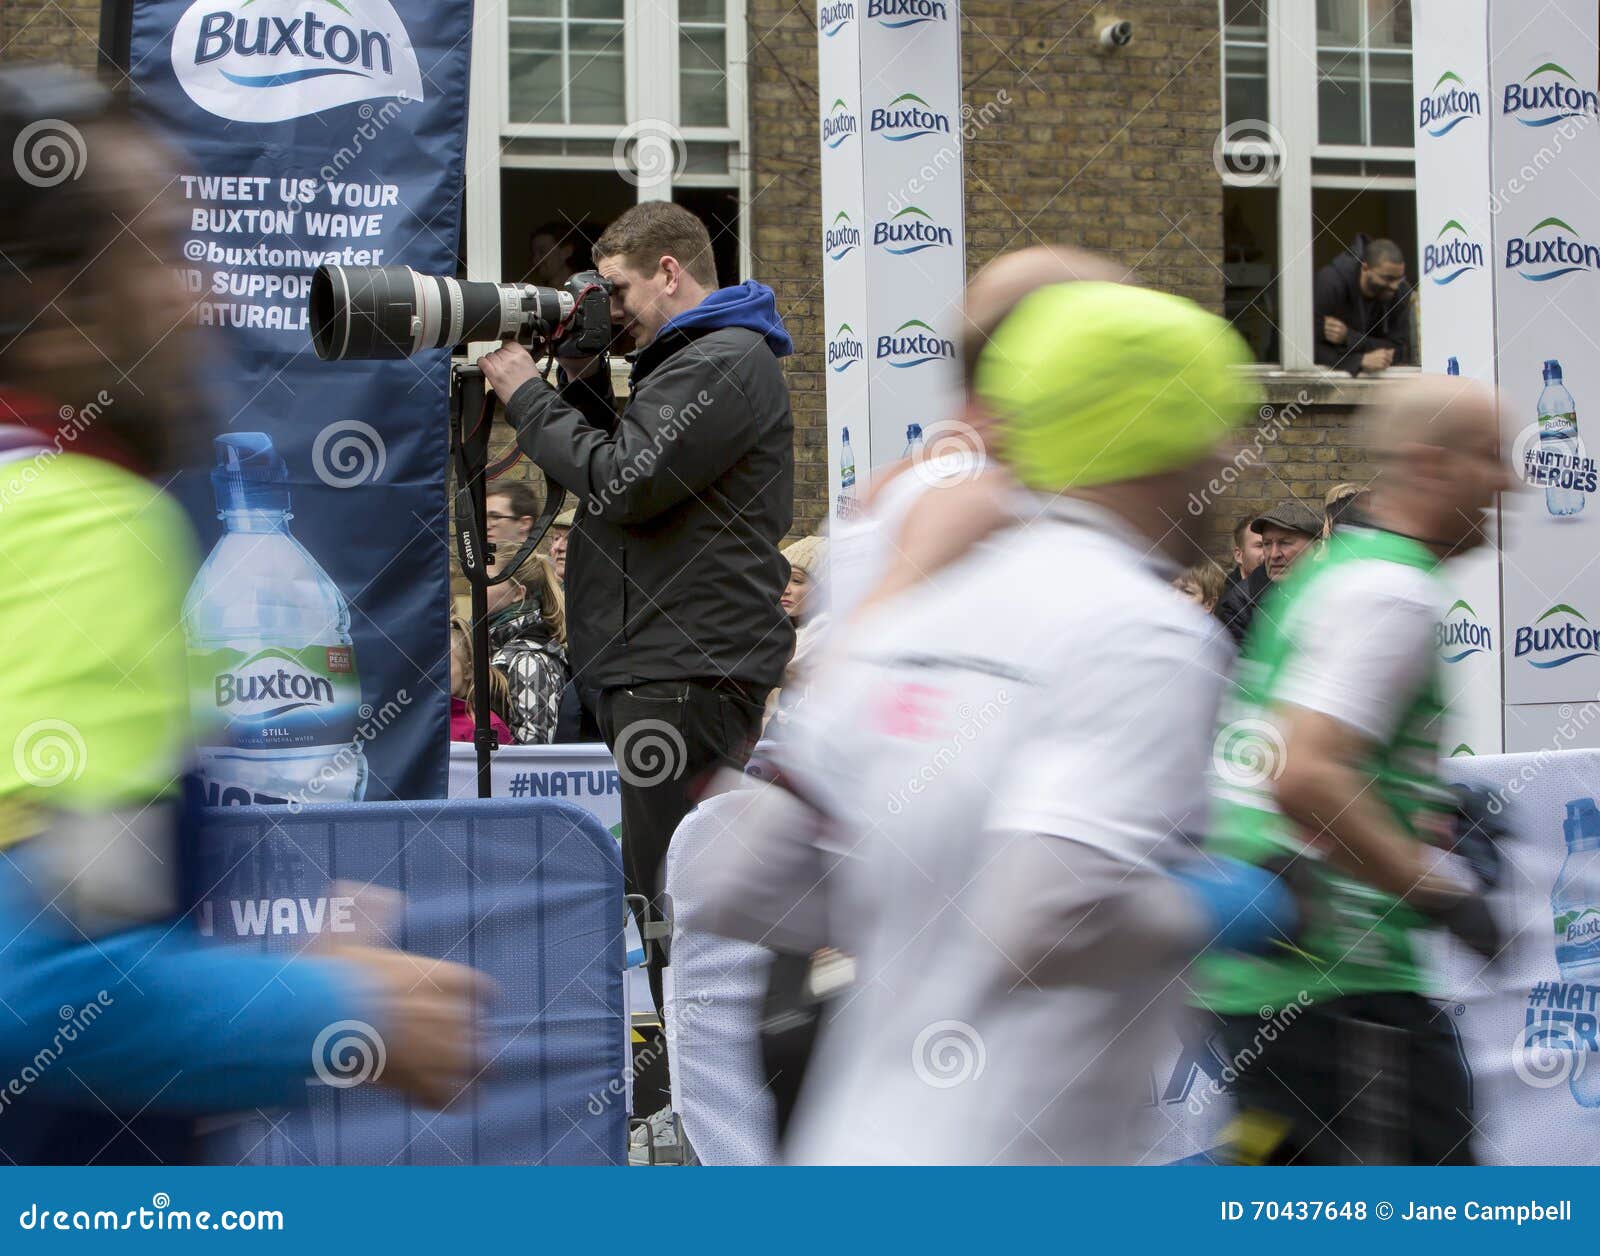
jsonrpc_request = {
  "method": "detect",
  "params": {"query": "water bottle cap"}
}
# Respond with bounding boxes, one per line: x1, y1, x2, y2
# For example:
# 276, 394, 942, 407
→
1545, 359, 1564, 383
907, 422, 922, 441
842, 426, 850, 441
1565, 797, 1600, 848
1446, 357, 1459, 376
212, 432, 290, 514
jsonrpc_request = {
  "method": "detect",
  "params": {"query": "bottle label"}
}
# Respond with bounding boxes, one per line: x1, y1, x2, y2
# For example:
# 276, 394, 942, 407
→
1556, 906, 1600, 969
190, 643, 360, 750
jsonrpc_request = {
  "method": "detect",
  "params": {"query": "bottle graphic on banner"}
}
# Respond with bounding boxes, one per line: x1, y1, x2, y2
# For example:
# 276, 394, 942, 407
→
1551, 798, 1600, 1106
1536, 360, 1585, 517
839, 425, 857, 518
903, 423, 924, 458
1447, 357, 1459, 377
183, 434, 367, 806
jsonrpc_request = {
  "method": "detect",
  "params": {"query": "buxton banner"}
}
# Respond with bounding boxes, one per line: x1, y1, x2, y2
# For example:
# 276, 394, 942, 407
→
128, 0, 471, 802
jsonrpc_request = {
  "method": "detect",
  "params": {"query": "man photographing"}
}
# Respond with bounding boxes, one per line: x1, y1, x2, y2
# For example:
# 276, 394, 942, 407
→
478, 202, 795, 1005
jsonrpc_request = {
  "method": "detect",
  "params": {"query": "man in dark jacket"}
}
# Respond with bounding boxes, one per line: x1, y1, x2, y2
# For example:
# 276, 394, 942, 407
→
1214, 498, 1321, 644
1314, 234, 1413, 375
478, 202, 795, 1005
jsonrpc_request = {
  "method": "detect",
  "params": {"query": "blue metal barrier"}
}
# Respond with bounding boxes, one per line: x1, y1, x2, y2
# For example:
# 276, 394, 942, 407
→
193, 798, 626, 1165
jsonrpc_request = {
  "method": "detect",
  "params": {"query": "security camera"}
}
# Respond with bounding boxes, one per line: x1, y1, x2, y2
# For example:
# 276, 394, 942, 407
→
1099, 19, 1133, 48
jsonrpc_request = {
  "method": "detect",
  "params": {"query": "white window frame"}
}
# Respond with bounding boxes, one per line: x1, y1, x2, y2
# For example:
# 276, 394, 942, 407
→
1220, 0, 1416, 369
465, 0, 751, 294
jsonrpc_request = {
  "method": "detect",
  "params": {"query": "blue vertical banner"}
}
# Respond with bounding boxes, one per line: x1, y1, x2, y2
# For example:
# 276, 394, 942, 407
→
128, 0, 473, 802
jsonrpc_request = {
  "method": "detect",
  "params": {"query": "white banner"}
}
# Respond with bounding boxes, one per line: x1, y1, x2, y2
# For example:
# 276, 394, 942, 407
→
817, 0, 965, 525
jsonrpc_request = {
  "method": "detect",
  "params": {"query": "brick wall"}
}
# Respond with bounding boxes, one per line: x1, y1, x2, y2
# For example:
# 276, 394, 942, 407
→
1, 1, 104, 70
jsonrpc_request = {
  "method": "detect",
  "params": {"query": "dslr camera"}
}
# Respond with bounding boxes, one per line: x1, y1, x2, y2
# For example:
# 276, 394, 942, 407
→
309, 264, 613, 361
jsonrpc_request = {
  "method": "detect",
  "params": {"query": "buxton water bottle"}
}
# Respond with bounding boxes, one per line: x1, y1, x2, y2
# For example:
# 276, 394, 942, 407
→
1536, 360, 1585, 516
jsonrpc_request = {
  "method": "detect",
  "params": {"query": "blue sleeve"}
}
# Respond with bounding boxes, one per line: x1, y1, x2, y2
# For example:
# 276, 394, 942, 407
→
0, 856, 374, 1114
1169, 856, 1299, 954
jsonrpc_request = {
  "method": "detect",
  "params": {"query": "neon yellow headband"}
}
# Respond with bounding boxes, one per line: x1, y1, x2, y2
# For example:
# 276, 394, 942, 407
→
973, 281, 1260, 491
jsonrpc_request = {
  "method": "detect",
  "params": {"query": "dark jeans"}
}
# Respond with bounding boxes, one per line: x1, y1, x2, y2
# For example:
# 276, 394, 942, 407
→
595, 677, 768, 1009
1216, 991, 1475, 1165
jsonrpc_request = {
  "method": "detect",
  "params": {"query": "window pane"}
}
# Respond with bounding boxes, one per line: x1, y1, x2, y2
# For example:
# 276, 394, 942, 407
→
508, 33, 564, 125
680, 29, 727, 128
1318, 0, 1362, 46
1366, 0, 1412, 48
571, 0, 624, 16
679, 0, 726, 21
1312, 187, 1418, 363
569, 23, 625, 123
1368, 52, 1413, 146
683, 142, 731, 174
1223, 0, 1267, 38
1224, 186, 1280, 363
509, 0, 560, 15
1225, 42, 1268, 127
1318, 49, 1364, 143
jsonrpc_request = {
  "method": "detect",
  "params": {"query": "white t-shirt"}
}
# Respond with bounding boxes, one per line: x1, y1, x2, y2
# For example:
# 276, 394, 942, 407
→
1273, 558, 1439, 741
764, 498, 1231, 1163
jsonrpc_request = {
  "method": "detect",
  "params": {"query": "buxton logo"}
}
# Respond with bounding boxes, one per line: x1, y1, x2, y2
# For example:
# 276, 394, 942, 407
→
1514, 604, 1600, 669
1504, 216, 1600, 281
1559, 907, 1600, 944
1437, 599, 1493, 663
818, 1, 855, 36
827, 324, 864, 373
1449, 744, 1476, 757
867, 0, 948, 27
872, 205, 954, 255
1423, 219, 1484, 285
824, 211, 861, 260
822, 98, 858, 148
172, 0, 423, 124
1418, 70, 1482, 136
876, 318, 955, 368
1503, 61, 1600, 127
869, 92, 951, 142
214, 650, 336, 717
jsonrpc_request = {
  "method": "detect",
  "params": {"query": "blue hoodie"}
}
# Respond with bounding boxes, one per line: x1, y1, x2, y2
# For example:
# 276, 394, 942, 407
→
656, 280, 794, 358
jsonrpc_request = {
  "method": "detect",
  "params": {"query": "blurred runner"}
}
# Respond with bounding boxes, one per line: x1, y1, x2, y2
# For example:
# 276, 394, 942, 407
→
701, 279, 1278, 1163
0, 66, 482, 1164
1196, 376, 1513, 1166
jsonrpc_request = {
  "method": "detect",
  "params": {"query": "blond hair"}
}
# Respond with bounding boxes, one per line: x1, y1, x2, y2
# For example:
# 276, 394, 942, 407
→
450, 615, 512, 726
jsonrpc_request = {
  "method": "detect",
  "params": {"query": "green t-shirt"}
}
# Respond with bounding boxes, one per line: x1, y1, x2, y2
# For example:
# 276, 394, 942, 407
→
1196, 527, 1456, 1014
0, 449, 195, 848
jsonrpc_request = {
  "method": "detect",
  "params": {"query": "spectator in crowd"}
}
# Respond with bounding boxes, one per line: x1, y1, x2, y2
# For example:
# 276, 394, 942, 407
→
1214, 498, 1321, 644
449, 616, 515, 745
765, 535, 830, 729
1314, 235, 1412, 376
1173, 563, 1226, 614
485, 479, 544, 556
1228, 514, 1265, 597
485, 551, 569, 745
479, 200, 795, 1013
525, 219, 590, 287
0, 65, 482, 1164
1323, 480, 1370, 536
548, 504, 575, 583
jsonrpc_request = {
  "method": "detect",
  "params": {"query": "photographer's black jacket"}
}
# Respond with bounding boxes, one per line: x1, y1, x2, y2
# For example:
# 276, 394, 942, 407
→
504, 301, 795, 692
